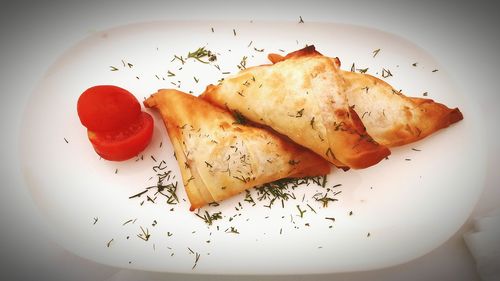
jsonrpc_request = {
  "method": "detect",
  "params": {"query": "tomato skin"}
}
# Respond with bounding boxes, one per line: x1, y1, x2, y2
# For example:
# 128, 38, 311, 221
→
88, 112, 154, 161
77, 85, 141, 131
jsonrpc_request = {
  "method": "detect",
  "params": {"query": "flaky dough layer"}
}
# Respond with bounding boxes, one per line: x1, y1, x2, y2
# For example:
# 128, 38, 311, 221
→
201, 46, 390, 169
342, 71, 463, 147
144, 89, 330, 210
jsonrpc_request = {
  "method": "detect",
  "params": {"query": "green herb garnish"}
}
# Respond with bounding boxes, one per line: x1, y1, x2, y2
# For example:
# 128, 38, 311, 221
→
237, 56, 248, 70
307, 204, 317, 214
295, 108, 304, 117
195, 211, 222, 225
232, 110, 247, 124
325, 147, 335, 159
106, 239, 114, 247
137, 226, 150, 241
129, 190, 148, 199
172, 55, 186, 64
225, 226, 240, 234
186, 47, 216, 64
296, 205, 306, 218
192, 252, 201, 269
244, 190, 256, 206
382, 68, 393, 78
313, 192, 338, 207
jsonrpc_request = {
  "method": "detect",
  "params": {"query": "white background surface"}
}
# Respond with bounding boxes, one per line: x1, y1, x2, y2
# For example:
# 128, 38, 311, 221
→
1, 0, 499, 280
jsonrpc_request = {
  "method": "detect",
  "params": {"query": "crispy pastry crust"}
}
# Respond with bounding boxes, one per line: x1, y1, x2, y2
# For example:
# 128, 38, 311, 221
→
201, 46, 390, 169
342, 71, 463, 147
144, 89, 330, 210
270, 46, 463, 146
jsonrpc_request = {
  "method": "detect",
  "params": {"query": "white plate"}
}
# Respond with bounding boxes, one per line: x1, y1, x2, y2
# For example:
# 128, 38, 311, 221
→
20, 21, 486, 274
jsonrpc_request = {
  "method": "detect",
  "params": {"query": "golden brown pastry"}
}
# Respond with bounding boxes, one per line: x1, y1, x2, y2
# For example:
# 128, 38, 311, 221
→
341, 70, 463, 147
253, 45, 463, 147
144, 89, 331, 210
201, 46, 390, 169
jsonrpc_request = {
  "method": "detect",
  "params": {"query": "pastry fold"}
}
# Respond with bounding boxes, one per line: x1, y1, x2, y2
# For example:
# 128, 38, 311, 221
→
144, 89, 330, 210
341, 71, 463, 147
201, 46, 390, 169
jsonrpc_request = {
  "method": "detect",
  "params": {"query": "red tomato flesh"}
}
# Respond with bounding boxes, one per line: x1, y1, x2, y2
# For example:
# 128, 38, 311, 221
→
88, 112, 154, 161
77, 85, 141, 131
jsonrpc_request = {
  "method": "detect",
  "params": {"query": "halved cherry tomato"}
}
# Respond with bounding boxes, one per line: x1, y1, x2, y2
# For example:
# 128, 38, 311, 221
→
88, 112, 154, 161
77, 85, 141, 131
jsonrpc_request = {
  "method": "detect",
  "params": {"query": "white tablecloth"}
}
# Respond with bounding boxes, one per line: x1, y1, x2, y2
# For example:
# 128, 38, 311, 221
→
464, 209, 500, 281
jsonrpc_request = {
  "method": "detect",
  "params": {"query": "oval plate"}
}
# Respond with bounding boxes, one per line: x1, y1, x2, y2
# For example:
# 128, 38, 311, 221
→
20, 21, 485, 274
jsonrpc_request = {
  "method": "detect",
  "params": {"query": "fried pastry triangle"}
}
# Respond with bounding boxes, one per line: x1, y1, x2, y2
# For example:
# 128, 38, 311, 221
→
144, 89, 330, 210
264, 45, 463, 147
201, 46, 390, 169
341, 71, 463, 147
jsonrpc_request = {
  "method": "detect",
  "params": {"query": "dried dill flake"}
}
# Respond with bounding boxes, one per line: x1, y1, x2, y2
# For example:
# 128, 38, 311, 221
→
192, 252, 201, 269
137, 226, 150, 241
225, 226, 239, 234
313, 191, 338, 208
253, 176, 326, 208
186, 47, 216, 64
381, 68, 393, 78
106, 239, 114, 247
129, 160, 179, 205
237, 56, 248, 70
232, 110, 247, 125
195, 210, 222, 225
